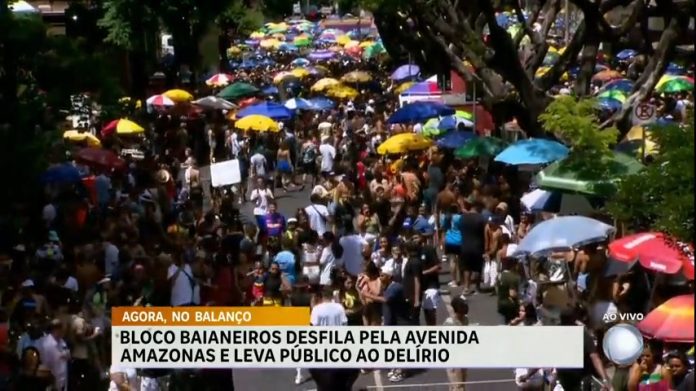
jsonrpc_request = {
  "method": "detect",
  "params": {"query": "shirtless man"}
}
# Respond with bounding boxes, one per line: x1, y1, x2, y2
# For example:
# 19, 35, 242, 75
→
435, 183, 457, 246
484, 216, 504, 291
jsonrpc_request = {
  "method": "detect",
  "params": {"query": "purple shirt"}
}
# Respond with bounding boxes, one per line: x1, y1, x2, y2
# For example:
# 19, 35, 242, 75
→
264, 213, 286, 237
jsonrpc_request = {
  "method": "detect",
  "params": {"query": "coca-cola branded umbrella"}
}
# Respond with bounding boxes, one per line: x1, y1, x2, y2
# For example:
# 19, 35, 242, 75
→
75, 148, 126, 171
608, 232, 694, 279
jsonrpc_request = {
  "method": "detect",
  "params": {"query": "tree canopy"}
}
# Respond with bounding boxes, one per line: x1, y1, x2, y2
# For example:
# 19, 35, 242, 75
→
365, 0, 694, 136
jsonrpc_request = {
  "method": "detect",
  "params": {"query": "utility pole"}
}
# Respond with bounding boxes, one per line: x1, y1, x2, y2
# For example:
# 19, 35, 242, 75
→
564, 0, 570, 44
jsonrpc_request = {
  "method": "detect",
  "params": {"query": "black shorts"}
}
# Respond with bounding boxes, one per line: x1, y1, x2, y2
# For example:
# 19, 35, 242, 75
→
301, 162, 317, 175
460, 250, 484, 272
444, 244, 461, 255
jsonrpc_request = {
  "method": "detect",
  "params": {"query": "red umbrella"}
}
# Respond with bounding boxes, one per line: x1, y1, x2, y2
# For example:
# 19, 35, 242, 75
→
608, 232, 694, 279
75, 148, 126, 171
638, 294, 694, 343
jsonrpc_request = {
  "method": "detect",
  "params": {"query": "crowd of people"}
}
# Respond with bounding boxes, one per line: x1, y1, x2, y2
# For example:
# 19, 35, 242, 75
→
0, 14, 694, 391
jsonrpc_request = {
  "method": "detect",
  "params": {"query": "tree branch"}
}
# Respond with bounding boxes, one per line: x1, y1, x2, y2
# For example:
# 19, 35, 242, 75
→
538, 21, 586, 91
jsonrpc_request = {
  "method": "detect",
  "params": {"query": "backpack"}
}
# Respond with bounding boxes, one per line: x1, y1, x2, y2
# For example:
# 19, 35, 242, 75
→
302, 145, 318, 164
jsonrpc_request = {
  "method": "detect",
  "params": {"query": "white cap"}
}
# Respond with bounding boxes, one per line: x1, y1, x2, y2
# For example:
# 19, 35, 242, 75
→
368, 99, 375, 104
287, 217, 298, 224
278, 122, 284, 129
21, 279, 34, 288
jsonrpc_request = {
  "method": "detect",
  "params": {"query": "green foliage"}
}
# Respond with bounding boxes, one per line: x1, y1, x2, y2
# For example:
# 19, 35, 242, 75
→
607, 114, 695, 243
98, 0, 141, 49
217, 1, 264, 35
263, 0, 294, 18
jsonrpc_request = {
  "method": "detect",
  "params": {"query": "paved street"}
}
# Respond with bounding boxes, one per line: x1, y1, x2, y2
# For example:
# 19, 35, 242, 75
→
234, 186, 516, 391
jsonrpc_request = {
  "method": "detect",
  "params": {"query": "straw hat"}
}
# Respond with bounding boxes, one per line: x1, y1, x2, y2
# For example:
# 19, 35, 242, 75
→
156, 169, 171, 184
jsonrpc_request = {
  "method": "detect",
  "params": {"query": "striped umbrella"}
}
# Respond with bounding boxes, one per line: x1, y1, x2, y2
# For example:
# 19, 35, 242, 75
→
638, 295, 694, 343
206, 73, 234, 87
146, 94, 175, 107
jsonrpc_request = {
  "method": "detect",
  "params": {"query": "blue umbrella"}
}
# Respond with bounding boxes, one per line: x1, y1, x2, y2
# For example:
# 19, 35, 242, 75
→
514, 216, 615, 256
244, 39, 259, 46
309, 50, 335, 61
496, 14, 511, 27
239, 59, 258, 70
308, 97, 335, 110
436, 131, 476, 149
284, 98, 314, 110
597, 97, 622, 112
260, 58, 276, 66
237, 102, 294, 121
262, 86, 279, 95
387, 102, 455, 124
665, 63, 685, 75
601, 79, 634, 93
391, 64, 420, 81
40, 164, 82, 184
616, 49, 637, 60
494, 138, 569, 165
278, 43, 298, 52
291, 58, 310, 67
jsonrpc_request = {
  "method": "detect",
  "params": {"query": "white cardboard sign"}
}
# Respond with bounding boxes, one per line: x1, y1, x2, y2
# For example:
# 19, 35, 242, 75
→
210, 159, 242, 187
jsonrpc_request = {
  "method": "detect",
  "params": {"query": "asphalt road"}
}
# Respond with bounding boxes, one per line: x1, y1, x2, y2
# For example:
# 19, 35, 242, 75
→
233, 187, 516, 391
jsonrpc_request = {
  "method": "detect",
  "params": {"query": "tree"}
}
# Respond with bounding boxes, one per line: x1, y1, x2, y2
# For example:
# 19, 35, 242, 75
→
364, 0, 694, 136
607, 112, 694, 243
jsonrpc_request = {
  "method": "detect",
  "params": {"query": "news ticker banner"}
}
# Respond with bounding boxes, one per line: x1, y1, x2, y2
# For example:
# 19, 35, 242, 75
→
112, 307, 584, 369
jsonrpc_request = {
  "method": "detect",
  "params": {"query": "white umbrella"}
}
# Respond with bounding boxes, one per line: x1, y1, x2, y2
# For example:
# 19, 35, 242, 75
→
514, 216, 615, 256
193, 96, 237, 110
10, 1, 38, 13
284, 98, 314, 110
521, 189, 596, 215
146, 94, 175, 107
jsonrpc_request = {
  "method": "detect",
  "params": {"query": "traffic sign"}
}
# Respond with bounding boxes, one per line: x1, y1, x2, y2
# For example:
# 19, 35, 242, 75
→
632, 103, 656, 125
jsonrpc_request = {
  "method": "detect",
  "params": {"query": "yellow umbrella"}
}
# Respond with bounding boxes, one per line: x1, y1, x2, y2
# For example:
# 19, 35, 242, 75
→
336, 35, 351, 46
359, 41, 374, 48
250, 31, 265, 39
314, 65, 330, 74
341, 71, 372, 83
326, 86, 359, 100
291, 68, 310, 78
394, 82, 415, 94
235, 115, 279, 132
164, 89, 193, 102
260, 38, 280, 49
271, 33, 285, 40
656, 74, 681, 89
344, 40, 360, 48
311, 78, 341, 92
273, 71, 296, 84
536, 66, 550, 77
377, 133, 433, 155
63, 130, 101, 147
618, 125, 658, 156
328, 45, 343, 52
227, 46, 242, 56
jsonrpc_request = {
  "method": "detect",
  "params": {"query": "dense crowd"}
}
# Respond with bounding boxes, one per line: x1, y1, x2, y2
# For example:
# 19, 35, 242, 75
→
0, 16, 695, 391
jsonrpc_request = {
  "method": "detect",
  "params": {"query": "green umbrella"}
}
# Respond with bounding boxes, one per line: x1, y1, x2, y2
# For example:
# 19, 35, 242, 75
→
293, 37, 312, 47
597, 90, 627, 102
537, 151, 644, 196
217, 82, 259, 100
657, 78, 693, 94
363, 43, 386, 59
422, 118, 445, 138
455, 110, 473, 120
454, 137, 507, 159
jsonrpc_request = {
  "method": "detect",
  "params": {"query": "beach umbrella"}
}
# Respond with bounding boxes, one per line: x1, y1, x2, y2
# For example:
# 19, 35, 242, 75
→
608, 233, 694, 280
307, 97, 335, 110
101, 119, 144, 137
273, 71, 296, 84
146, 94, 175, 108
422, 118, 445, 138
616, 49, 637, 60
291, 68, 310, 78
377, 133, 433, 155
455, 110, 474, 121
306, 66, 327, 76
363, 43, 386, 59
311, 78, 341, 92
403, 81, 442, 95
438, 115, 474, 131
244, 39, 259, 46
597, 90, 627, 103
63, 130, 101, 148
291, 58, 310, 67
284, 98, 314, 110
250, 31, 265, 39
391, 65, 420, 81
163, 89, 193, 102
235, 115, 279, 132
494, 139, 569, 165
601, 79, 634, 93
192, 96, 237, 111
537, 151, 643, 195
514, 216, 615, 256
665, 63, 686, 75
9, 0, 38, 13
237, 102, 293, 121
387, 102, 455, 124
278, 43, 298, 52
336, 35, 352, 45
75, 148, 126, 171
217, 82, 259, 100
40, 164, 82, 184
341, 71, 372, 83
435, 131, 476, 149
326, 86, 359, 100
293, 36, 312, 47
261, 86, 279, 96
543, 52, 560, 66
615, 125, 658, 157
638, 295, 694, 343
205, 73, 234, 87
520, 189, 598, 215
454, 137, 507, 158
308, 50, 335, 61
597, 97, 623, 112
657, 78, 693, 94
592, 69, 623, 82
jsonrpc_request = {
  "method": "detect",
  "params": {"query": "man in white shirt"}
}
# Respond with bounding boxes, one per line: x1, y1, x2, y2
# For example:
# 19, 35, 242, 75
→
250, 149, 267, 178
305, 194, 330, 235
167, 256, 200, 306
250, 177, 274, 229
39, 319, 70, 391
338, 228, 364, 277
319, 136, 336, 176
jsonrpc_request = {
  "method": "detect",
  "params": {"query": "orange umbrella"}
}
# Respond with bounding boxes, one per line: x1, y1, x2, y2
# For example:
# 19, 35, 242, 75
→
637, 295, 694, 343
592, 70, 623, 82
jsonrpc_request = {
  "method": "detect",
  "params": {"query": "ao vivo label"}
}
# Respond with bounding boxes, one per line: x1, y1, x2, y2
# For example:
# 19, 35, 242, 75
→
602, 312, 644, 322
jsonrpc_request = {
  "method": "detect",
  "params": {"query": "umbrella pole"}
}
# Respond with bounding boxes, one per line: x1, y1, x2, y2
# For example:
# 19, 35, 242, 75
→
645, 273, 661, 313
